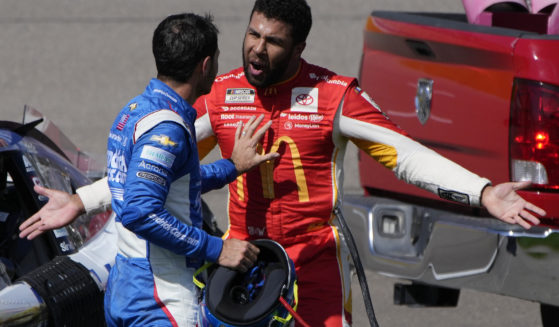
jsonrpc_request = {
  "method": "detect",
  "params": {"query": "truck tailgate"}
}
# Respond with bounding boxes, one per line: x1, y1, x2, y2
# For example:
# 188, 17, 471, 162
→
359, 11, 526, 201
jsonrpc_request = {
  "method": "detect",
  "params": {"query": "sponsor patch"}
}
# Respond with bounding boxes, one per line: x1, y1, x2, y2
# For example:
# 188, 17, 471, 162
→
221, 106, 257, 111
137, 171, 166, 186
129, 103, 138, 111
107, 149, 127, 183
148, 213, 199, 245
153, 89, 178, 103
140, 145, 175, 168
220, 113, 259, 121
291, 87, 318, 113
225, 88, 255, 103
438, 189, 470, 205
138, 160, 168, 177
294, 123, 319, 129
215, 72, 244, 82
53, 227, 69, 238
247, 226, 266, 237
150, 134, 177, 147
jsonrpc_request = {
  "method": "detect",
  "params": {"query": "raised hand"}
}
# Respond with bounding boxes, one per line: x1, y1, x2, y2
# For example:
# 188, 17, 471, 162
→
481, 181, 546, 229
230, 114, 279, 174
19, 185, 85, 240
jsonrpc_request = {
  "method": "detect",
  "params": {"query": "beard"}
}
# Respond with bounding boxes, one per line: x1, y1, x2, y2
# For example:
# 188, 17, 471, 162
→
242, 46, 294, 88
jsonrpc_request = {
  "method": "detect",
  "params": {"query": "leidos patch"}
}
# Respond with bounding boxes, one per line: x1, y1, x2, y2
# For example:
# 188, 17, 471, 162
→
140, 145, 175, 168
291, 87, 318, 113
225, 88, 255, 103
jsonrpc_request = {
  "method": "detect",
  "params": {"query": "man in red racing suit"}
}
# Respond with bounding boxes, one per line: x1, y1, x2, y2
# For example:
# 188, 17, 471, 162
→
193, 56, 536, 325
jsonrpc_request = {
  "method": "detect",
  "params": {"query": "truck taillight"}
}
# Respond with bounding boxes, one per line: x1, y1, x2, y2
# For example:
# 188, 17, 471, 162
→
510, 78, 559, 190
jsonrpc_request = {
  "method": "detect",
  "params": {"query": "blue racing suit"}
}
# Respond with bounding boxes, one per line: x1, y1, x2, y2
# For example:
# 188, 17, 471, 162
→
104, 78, 237, 326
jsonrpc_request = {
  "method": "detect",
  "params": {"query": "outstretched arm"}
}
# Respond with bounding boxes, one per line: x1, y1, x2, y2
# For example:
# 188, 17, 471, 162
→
481, 181, 546, 229
19, 185, 85, 240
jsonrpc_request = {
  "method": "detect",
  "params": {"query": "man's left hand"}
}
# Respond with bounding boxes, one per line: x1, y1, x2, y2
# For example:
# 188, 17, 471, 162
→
230, 114, 279, 174
481, 181, 546, 229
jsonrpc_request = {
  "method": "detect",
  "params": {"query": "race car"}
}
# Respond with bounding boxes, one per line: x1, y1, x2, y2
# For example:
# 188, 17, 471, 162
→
0, 106, 114, 326
0, 106, 225, 326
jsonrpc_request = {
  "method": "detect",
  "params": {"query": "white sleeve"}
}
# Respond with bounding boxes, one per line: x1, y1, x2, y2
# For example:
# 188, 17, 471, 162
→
339, 114, 491, 206
76, 176, 112, 214
194, 108, 214, 140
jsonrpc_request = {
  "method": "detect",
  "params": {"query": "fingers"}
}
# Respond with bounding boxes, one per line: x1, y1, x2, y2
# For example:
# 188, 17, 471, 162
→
19, 216, 43, 239
19, 211, 40, 231
247, 241, 260, 258
519, 209, 541, 226
240, 115, 259, 138
252, 119, 272, 142
525, 202, 546, 217
25, 228, 45, 240
238, 115, 265, 139
511, 180, 532, 191
234, 120, 243, 139
34, 184, 58, 199
260, 152, 280, 161
515, 216, 532, 230
219, 239, 261, 272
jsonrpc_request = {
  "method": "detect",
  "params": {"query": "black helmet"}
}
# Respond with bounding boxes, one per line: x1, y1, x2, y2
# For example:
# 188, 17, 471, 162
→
196, 239, 298, 326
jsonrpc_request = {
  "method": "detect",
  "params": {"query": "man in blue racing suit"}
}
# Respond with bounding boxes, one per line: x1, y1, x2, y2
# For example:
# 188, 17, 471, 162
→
103, 13, 278, 326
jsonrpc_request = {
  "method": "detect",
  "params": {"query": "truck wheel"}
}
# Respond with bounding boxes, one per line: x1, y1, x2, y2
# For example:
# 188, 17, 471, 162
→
540, 303, 559, 327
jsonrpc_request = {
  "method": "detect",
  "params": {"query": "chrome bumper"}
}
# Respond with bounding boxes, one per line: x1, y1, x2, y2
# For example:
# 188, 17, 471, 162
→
342, 194, 559, 306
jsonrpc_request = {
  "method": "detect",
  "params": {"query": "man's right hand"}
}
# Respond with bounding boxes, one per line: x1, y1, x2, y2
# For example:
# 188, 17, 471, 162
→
217, 238, 260, 272
19, 185, 85, 240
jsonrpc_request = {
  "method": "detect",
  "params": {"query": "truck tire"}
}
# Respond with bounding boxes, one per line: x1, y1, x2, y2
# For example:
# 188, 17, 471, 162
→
540, 303, 559, 327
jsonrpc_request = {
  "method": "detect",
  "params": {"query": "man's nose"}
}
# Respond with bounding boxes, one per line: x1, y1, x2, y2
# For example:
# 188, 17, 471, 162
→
253, 39, 266, 55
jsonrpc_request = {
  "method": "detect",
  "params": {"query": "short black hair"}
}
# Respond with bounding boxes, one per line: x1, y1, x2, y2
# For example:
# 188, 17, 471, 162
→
152, 13, 218, 83
251, 0, 312, 44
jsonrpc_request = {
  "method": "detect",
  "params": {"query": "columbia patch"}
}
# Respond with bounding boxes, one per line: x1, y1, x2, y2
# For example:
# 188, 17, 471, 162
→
225, 88, 255, 103
438, 189, 470, 205
140, 145, 175, 168
137, 171, 166, 186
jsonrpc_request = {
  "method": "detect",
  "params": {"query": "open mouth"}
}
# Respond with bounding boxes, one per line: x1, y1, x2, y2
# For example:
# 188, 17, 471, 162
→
249, 61, 265, 76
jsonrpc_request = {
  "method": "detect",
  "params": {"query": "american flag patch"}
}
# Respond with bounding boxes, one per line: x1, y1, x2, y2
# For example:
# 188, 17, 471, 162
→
116, 114, 129, 131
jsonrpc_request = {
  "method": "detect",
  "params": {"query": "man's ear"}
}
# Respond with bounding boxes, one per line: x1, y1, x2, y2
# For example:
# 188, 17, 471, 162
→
201, 55, 212, 76
294, 42, 306, 58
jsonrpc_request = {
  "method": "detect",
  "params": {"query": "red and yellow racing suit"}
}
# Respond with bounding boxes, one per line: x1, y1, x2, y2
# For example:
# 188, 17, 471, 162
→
194, 59, 490, 326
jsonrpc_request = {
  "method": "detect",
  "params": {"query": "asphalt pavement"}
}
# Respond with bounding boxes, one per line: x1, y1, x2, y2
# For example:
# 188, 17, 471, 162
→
0, 0, 543, 326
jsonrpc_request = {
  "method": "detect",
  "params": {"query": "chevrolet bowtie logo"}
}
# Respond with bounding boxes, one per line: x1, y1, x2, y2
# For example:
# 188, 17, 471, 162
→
150, 135, 177, 147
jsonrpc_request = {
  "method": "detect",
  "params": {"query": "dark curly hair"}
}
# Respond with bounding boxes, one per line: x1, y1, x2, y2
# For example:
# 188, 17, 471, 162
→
152, 13, 219, 83
251, 0, 312, 44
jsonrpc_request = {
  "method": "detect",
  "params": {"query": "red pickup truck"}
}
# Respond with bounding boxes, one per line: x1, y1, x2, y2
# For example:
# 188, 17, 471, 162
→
343, 2, 559, 326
